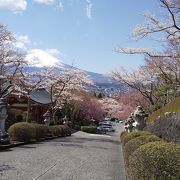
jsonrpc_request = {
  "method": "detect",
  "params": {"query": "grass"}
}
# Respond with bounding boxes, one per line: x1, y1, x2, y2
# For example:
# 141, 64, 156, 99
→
147, 97, 180, 123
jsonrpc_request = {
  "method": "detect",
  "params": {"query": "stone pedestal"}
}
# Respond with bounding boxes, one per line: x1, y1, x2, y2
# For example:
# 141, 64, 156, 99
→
0, 98, 10, 145
0, 132, 10, 145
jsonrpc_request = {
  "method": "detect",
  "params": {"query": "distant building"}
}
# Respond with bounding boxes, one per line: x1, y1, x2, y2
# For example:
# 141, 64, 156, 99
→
7, 88, 52, 124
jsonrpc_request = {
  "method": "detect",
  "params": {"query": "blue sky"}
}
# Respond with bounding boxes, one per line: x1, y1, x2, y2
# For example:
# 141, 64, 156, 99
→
0, 0, 161, 74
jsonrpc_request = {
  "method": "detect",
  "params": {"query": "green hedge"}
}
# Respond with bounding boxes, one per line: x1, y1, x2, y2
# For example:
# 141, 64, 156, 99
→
120, 131, 180, 180
124, 135, 161, 166
129, 141, 180, 180
49, 125, 71, 137
31, 123, 49, 140
81, 126, 97, 134
121, 131, 152, 145
8, 122, 70, 142
59, 125, 71, 136
8, 122, 34, 142
49, 125, 62, 136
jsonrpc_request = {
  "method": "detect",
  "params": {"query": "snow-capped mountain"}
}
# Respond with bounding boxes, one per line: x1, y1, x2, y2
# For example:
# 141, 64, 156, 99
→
26, 49, 64, 68
25, 49, 126, 96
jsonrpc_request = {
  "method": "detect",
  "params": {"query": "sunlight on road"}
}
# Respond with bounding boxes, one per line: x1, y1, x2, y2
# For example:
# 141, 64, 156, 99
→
89, 134, 111, 138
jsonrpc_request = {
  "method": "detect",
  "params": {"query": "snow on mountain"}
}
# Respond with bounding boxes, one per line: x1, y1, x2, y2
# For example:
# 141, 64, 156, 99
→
25, 48, 123, 91
26, 49, 64, 68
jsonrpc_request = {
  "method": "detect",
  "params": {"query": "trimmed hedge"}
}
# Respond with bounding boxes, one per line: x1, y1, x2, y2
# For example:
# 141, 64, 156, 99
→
81, 126, 97, 134
124, 135, 161, 166
59, 125, 71, 136
129, 141, 180, 180
121, 131, 152, 145
120, 131, 180, 180
8, 122, 71, 142
120, 131, 128, 139
49, 125, 62, 136
31, 123, 49, 140
49, 125, 71, 137
8, 122, 34, 142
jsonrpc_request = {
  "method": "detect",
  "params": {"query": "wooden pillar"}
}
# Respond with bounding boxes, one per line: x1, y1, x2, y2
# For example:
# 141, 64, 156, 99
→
26, 96, 31, 123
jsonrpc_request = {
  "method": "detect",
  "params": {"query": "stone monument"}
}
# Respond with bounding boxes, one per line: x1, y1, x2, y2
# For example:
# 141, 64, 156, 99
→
43, 110, 51, 127
133, 106, 148, 131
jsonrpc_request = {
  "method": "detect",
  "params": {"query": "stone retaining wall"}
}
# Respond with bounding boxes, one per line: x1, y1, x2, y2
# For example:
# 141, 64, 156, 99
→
144, 112, 180, 144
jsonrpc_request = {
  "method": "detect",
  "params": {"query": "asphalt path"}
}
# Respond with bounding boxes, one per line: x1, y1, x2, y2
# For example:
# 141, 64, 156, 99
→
0, 123, 126, 180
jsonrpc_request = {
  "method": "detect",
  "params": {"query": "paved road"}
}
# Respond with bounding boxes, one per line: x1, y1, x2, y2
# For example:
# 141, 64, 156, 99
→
0, 123, 126, 180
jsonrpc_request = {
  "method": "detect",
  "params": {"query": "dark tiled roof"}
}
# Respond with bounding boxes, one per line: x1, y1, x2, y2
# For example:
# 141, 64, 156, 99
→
30, 88, 51, 104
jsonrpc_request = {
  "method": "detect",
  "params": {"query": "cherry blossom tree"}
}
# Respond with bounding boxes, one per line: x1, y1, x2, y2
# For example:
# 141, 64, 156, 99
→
111, 63, 163, 112
98, 97, 122, 118
144, 55, 180, 102
0, 23, 28, 97
61, 90, 104, 126
113, 0, 180, 112
116, 0, 180, 58
37, 66, 94, 123
115, 90, 148, 119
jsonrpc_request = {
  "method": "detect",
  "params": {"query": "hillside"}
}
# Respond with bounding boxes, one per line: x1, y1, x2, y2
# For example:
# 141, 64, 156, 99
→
147, 97, 180, 123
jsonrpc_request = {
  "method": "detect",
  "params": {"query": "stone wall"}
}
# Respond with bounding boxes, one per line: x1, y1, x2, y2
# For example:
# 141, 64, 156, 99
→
144, 112, 180, 144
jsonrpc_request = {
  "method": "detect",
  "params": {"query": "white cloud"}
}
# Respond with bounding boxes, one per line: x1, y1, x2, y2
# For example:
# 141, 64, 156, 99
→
0, 0, 27, 12
58, 0, 63, 11
86, 0, 93, 19
33, 0, 55, 5
15, 35, 31, 50
26, 49, 63, 67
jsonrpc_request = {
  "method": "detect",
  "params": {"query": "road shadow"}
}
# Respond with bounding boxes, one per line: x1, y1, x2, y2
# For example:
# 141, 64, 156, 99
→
53, 137, 120, 145
48, 141, 115, 150
0, 148, 12, 152
77, 137, 120, 145
70, 128, 79, 134
0, 164, 15, 175
18, 145, 37, 149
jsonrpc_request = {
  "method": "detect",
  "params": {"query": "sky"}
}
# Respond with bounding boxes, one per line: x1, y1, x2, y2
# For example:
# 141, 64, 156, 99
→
0, 0, 162, 74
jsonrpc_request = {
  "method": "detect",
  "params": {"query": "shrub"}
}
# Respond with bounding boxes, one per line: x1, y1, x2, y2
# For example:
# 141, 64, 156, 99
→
121, 131, 152, 145
49, 125, 63, 136
124, 135, 161, 166
8, 122, 34, 142
81, 126, 97, 134
31, 123, 49, 140
8, 122, 49, 142
129, 141, 180, 180
49, 125, 71, 137
120, 131, 128, 139
8, 123, 71, 143
59, 125, 71, 136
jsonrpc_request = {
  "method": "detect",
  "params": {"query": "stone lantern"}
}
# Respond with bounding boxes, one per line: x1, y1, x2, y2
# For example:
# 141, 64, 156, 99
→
43, 110, 51, 127
0, 98, 10, 145
124, 114, 134, 133
133, 106, 148, 131
0, 77, 13, 145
